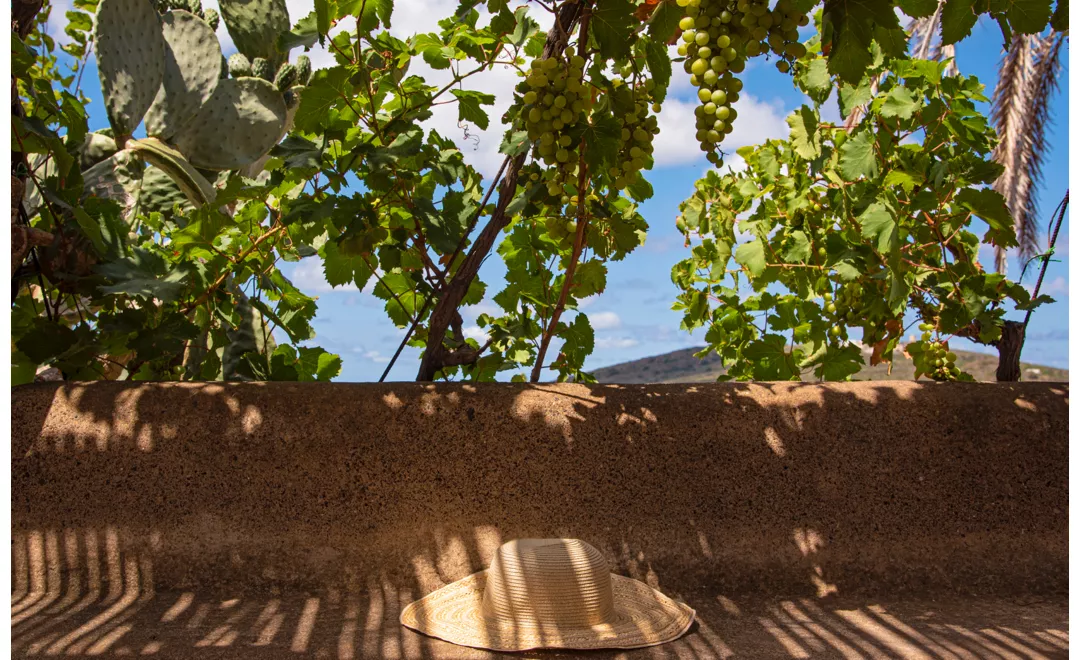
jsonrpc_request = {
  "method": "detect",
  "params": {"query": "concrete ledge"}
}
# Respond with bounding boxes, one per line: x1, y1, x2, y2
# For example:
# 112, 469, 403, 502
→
11, 381, 1069, 657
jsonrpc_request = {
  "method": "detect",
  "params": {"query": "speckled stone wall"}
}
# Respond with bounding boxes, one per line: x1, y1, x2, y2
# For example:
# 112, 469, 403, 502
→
11, 381, 1068, 599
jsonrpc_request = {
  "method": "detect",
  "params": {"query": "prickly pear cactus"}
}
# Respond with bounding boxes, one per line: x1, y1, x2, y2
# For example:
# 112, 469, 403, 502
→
202, 7, 219, 29
79, 132, 119, 170
251, 57, 273, 81
217, 0, 291, 68
136, 165, 193, 219
171, 77, 287, 170
126, 137, 217, 206
94, 0, 166, 138
295, 54, 311, 86
274, 62, 296, 91
228, 53, 252, 77
82, 150, 146, 216
144, 10, 222, 140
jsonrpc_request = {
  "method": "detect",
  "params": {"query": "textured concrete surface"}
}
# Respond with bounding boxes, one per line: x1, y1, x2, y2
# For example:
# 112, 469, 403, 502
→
11, 381, 1069, 657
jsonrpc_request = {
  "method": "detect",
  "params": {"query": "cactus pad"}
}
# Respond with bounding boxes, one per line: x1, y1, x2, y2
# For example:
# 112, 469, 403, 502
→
126, 137, 217, 206
82, 150, 146, 217
79, 132, 120, 170
228, 53, 252, 77
295, 54, 311, 86
136, 164, 193, 218
202, 7, 219, 29
94, 0, 166, 138
274, 62, 297, 91
251, 57, 273, 81
144, 10, 222, 140
217, 0, 290, 68
171, 77, 288, 170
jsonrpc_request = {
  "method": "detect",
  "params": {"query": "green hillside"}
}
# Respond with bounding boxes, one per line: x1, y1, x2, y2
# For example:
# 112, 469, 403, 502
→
592, 345, 1068, 384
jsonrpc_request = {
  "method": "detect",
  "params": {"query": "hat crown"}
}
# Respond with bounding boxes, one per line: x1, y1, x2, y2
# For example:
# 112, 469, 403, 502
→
480, 538, 615, 627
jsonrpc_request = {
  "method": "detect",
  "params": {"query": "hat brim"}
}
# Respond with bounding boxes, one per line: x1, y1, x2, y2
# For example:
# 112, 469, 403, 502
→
400, 571, 696, 652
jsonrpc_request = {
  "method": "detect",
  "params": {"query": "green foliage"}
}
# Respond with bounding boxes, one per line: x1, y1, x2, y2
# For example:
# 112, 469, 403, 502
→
821, 0, 1059, 84
13, 0, 1058, 385
672, 55, 1028, 382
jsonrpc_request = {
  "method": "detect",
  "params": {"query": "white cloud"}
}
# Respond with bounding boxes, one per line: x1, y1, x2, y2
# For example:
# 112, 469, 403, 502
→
1026, 276, 1068, 297
653, 99, 704, 167
577, 294, 601, 310
364, 350, 391, 363
462, 299, 501, 320
290, 257, 358, 293
653, 94, 791, 168
463, 325, 489, 342
590, 311, 622, 330
596, 337, 639, 349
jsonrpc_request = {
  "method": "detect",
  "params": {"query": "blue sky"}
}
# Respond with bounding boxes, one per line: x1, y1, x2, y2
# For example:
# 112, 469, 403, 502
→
54, 1, 1070, 379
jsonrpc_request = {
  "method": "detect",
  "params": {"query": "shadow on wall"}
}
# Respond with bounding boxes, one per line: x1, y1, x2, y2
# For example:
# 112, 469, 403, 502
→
10, 380, 1070, 658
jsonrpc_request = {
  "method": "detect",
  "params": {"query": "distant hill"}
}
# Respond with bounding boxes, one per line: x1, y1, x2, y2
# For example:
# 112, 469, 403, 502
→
592, 345, 1068, 384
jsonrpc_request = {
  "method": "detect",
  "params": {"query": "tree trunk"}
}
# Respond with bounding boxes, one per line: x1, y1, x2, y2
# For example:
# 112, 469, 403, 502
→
994, 321, 1025, 382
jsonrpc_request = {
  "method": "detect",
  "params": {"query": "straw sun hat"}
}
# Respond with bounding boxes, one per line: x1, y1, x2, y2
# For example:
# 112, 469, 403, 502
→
400, 538, 695, 652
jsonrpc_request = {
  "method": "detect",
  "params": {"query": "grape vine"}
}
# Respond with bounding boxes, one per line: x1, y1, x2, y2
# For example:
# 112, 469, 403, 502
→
10, 0, 1063, 385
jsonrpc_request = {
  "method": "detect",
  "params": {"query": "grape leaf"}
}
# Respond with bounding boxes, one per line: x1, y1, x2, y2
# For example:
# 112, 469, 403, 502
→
858, 201, 898, 254
280, 11, 320, 50
782, 230, 812, 262
573, 260, 607, 298
815, 343, 864, 381
295, 67, 353, 133
743, 334, 799, 380
646, 0, 682, 44
500, 129, 530, 157
735, 239, 768, 276
880, 84, 919, 119
954, 187, 1017, 247
897, 0, 938, 16
97, 248, 193, 303
321, 238, 372, 288
824, 0, 902, 85
940, 0, 980, 44
786, 105, 821, 160
590, 0, 635, 60
1051, 0, 1068, 30
579, 111, 622, 174
838, 78, 873, 118
451, 89, 495, 130
839, 128, 879, 180
643, 36, 672, 101
795, 57, 832, 106
1000, 0, 1054, 33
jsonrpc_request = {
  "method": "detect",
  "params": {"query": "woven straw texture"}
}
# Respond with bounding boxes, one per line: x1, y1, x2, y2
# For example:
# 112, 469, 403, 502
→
399, 539, 695, 651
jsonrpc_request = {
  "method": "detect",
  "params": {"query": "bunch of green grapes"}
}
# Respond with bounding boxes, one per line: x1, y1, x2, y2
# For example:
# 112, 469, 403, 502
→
912, 324, 960, 380
606, 78, 660, 190
675, 0, 809, 162
515, 48, 589, 196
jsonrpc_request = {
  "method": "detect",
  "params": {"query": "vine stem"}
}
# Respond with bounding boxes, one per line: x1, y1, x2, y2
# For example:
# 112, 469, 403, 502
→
415, 0, 583, 381
378, 154, 509, 381
530, 7, 592, 383
1021, 190, 1068, 332
183, 224, 285, 312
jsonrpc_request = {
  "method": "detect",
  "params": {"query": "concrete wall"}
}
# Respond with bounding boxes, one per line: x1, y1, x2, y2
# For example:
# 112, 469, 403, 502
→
11, 381, 1068, 599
